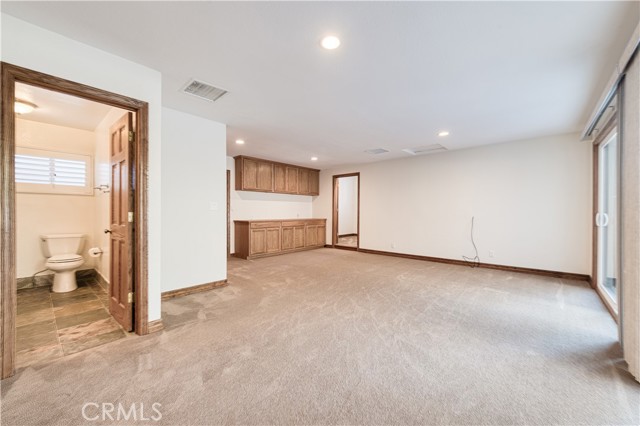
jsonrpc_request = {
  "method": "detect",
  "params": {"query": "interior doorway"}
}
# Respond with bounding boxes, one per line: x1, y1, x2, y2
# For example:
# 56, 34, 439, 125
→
332, 173, 360, 250
1, 63, 151, 378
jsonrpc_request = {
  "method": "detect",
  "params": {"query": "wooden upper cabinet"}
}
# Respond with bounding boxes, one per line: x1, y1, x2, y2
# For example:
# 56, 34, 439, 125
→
274, 164, 286, 193
286, 167, 298, 193
298, 169, 310, 194
235, 155, 319, 195
309, 170, 320, 196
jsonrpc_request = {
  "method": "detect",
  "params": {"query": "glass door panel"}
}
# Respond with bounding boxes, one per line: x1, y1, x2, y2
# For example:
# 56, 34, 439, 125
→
597, 130, 619, 312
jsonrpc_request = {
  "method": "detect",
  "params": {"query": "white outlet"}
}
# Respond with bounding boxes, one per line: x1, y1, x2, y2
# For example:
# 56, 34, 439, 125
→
209, 202, 218, 211
391, 243, 396, 249
489, 250, 495, 258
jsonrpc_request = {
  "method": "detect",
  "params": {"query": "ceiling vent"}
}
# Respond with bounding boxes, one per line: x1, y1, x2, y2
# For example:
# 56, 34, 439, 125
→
402, 144, 447, 155
181, 79, 228, 102
365, 148, 389, 155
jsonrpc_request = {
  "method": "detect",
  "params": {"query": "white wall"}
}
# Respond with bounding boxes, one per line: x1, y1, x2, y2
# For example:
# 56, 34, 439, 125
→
338, 176, 358, 235
15, 118, 96, 278
161, 108, 227, 292
227, 156, 314, 253
2, 14, 163, 321
313, 134, 592, 274
93, 107, 129, 284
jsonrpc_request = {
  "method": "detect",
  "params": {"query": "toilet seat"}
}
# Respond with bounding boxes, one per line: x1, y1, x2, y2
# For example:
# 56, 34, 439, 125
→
47, 254, 84, 263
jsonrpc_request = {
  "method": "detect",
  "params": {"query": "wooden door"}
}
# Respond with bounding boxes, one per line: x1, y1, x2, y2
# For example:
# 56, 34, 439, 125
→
109, 113, 134, 331
266, 228, 281, 253
274, 164, 286, 192
298, 169, 310, 194
305, 225, 317, 247
294, 226, 305, 248
286, 167, 298, 193
257, 161, 273, 191
242, 158, 259, 190
250, 229, 267, 255
282, 227, 294, 251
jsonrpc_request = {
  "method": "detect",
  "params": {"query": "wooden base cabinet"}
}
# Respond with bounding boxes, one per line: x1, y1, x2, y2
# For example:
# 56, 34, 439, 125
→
234, 219, 326, 259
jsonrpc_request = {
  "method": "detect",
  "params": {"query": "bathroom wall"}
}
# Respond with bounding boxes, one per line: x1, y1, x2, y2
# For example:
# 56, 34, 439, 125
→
226, 156, 314, 253
15, 118, 97, 279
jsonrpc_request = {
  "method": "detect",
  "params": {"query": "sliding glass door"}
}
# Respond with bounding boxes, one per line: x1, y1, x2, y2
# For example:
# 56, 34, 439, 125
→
596, 127, 619, 314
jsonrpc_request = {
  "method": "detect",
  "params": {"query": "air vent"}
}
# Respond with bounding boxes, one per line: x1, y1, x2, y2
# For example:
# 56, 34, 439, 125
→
181, 79, 228, 102
365, 148, 389, 155
402, 144, 447, 155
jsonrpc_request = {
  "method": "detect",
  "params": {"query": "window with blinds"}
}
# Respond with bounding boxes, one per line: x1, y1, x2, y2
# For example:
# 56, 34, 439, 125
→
15, 147, 93, 195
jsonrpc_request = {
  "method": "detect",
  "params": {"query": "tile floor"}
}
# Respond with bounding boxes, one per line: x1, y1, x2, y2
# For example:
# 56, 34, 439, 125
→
337, 235, 358, 247
16, 277, 128, 369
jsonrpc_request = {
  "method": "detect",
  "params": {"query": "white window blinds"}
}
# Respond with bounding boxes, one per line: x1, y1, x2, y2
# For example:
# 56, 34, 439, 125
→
15, 147, 93, 195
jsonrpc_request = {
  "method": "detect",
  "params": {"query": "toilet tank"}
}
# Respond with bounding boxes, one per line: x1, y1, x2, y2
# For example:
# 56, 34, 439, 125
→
40, 234, 86, 257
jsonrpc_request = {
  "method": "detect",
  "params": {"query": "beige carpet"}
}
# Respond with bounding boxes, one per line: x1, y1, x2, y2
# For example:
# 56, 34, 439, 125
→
1, 249, 639, 425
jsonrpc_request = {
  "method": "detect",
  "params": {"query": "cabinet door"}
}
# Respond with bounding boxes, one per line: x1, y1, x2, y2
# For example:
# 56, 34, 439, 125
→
250, 229, 266, 255
298, 169, 310, 194
282, 226, 294, 251
286, 167, 298, 193
274, 164, 286, 193
257, 161, 273, 192
266, 227, 281, 253
294, 226, 305, 248
242, 158, 259, 190
309, 170, 320, 195
305, 225, 317, 247
316, 226, 326, 246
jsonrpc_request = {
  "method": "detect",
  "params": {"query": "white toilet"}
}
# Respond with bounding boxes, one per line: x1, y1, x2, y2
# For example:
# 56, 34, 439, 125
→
40, 234, 86, 293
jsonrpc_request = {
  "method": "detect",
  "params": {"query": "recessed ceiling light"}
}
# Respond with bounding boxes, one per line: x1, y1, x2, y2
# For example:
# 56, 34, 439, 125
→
311, 157, 318, 161
235, 139, 245, 145
15, 99, 37, 115
438, 131, 450, 137
321, 35, 341, 50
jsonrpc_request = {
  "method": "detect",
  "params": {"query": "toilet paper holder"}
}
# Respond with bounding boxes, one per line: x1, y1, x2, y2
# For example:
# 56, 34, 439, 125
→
88, 247, 103, 257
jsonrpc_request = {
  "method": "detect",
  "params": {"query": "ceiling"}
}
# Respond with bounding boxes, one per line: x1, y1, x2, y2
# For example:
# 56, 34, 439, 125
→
3, 1, 638, 168
15, 82, 114, 131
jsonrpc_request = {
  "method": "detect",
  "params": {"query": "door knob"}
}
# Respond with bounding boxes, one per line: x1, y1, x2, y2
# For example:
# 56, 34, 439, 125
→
104, 229, 112, 234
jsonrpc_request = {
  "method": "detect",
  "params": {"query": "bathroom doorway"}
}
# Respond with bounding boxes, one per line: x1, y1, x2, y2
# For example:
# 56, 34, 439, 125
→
1, 63, 151, 378
332, 173, 360, 250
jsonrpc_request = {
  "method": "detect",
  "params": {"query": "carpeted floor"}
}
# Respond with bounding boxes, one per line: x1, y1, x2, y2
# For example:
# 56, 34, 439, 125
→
1, 249, 639, 425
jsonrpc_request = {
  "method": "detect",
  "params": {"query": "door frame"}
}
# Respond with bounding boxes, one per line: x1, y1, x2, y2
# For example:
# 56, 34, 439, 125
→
591, 110, 620, 322
332, 172, 360, 250
1, 62, 151, 379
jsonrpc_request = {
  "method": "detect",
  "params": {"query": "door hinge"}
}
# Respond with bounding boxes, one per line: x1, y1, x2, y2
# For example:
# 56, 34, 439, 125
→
128, 212, 134, 223
129, 130, 135, 142
128, 292, 135, 304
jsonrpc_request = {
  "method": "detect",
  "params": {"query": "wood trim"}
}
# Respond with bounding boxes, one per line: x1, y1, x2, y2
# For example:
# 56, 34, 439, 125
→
356, 248, 591, 282
227, 170, 231, 258
134, 103, 149, 336
1, 62, 17, 380
161, 280, 228, 300
147, 319, 164, 333
1, 62, 150, 378
338, 233, 358, 238
234, 155, 320, 172
332, 173, 360, 249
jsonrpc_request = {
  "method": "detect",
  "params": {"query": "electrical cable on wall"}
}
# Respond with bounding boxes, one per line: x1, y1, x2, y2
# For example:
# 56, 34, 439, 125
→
462, 216, 480, 268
